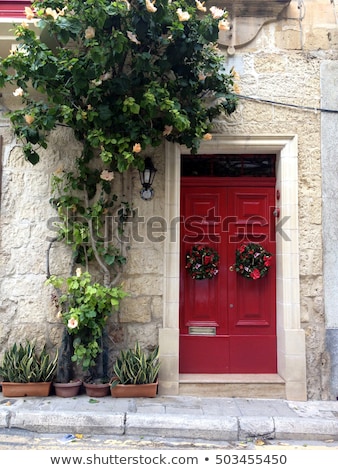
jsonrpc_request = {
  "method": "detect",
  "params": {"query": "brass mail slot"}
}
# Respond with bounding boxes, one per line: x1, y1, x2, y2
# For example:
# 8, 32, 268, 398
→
189, 326, 216, 336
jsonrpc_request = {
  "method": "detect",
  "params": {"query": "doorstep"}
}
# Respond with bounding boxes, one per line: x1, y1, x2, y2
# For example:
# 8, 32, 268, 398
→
179, 374, 286, 399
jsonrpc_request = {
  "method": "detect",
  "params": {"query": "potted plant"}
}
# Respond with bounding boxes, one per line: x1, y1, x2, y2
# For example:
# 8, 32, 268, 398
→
110, 342, 160, 398
46, 268, 127, 397
0, 341, 58, 397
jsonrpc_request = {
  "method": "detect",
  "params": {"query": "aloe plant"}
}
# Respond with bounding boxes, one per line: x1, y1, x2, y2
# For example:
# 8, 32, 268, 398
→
0, 341, 58, 383
110, 343, 160, 387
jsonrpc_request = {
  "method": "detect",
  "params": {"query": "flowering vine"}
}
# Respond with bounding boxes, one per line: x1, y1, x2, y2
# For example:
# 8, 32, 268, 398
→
0, 0, 239, 378
0, 0, 237, 169
46, 269, 127, 370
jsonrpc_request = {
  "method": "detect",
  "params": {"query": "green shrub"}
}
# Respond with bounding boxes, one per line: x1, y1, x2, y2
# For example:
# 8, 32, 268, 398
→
111, 342, 160, 386
0, 341, 58, 383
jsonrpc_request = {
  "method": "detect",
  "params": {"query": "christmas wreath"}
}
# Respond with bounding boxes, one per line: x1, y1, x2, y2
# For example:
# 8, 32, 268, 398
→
185, 245, 220, 280
233, 243, 272, 280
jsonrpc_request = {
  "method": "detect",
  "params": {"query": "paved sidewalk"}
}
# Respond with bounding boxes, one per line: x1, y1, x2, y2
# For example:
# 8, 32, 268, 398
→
1, 393, 338, 442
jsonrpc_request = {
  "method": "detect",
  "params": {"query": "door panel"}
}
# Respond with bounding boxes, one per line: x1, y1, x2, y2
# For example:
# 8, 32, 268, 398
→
180, 178, 276, 373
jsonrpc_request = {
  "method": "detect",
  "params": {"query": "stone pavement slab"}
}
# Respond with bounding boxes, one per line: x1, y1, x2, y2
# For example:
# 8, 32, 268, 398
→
1, 393, 338, 441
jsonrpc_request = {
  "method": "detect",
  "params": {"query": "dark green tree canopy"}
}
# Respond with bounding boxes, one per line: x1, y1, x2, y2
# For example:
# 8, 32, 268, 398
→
0, 0, 237, 169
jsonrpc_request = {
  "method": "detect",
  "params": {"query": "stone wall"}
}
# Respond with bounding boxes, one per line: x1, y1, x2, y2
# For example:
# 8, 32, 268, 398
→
1, 0, 338, 397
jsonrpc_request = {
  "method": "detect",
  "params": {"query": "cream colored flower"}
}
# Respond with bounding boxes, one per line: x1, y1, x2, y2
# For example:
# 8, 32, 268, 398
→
76, 267, 82, 277
176, 8, 190, 21
163, 125, 173, 136
195, 0, 207, 12
203, 133, 213, 141
68, 317, 78, 329
218, 19, 229, 31
54, 166, 64, 175
85, 26, 96, 39
209, 6, 225, 19
233, 83, 241, 94
100, 170, 115, 181
231, 68, 240, 80
100, 71, 112, 81
21, 21, 29, 29
122, 0, 131, 10
24, 114, 35, 125
56, 311, 62, 319
45, 7, 59, 20
13, 87, 24, 97
146, 0, 157, 13
127, 31, 141, 45
24, 7, 35, 20
133, 143, 142, 153
58, 7, 67, 16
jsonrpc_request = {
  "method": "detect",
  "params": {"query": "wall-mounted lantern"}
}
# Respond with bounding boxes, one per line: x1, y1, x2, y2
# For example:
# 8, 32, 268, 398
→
139, 157, 157, 201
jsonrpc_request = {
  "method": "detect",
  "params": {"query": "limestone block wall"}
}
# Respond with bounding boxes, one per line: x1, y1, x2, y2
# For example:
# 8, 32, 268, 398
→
0, 0, 337, 397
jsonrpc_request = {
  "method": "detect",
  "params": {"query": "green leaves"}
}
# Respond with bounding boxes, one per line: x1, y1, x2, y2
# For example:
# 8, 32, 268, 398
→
45, 270, 127, 371
0, 341, 58, 383
111, 342, 160, 386
1, 0, 237, 170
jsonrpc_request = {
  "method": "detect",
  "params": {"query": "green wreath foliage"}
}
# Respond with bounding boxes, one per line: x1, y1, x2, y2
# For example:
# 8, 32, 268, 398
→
234, 243, 272, 280
185, 245, 220, 280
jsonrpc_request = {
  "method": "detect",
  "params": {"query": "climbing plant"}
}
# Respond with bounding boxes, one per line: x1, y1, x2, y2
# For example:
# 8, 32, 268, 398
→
0, 0, 238, 377
0, 0, 237, 169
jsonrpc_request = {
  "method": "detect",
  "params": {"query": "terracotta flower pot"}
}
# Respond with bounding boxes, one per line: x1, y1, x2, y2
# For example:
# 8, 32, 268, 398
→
1, 382, 52, 397
53, 380, 82, 398
110, 381, 158, 398
83, 382, 110, 397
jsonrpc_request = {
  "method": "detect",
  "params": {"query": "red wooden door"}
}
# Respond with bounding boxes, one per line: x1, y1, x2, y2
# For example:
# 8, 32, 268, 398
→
179, 177, 276, 373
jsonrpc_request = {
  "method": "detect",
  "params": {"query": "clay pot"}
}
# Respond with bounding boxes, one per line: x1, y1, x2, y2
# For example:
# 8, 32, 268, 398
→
110, 381, 158, 398
1, 382, 52, 397
83, 382, 110, 397
53, 380, 82, 398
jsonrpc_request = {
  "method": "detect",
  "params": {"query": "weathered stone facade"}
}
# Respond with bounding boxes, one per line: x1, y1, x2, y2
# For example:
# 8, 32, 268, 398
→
1, 0, 338, 399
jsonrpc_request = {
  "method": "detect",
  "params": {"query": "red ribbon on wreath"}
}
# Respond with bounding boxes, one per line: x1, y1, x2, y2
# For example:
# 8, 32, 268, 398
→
185, 245, 220, 280
233, 243, 272, 280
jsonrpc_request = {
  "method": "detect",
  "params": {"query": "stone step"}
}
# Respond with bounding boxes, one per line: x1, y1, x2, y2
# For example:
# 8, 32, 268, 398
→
179, 374, 286, 399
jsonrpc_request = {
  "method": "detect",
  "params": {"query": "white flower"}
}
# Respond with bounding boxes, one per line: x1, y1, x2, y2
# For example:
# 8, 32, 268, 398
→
13, 87, 24, 97
76, 267, 82, 277
195, 0, 207, 12
100, 170, 115, 181
127, 31, 141, 45
122, 0, 131, 10
24, 114, 34, 125
218, 19, 229, 31
176, 8, 190, 21
209, 6, 225, 19
133, 143, 142, 153
68, 317, 78, 329
85, 26, 95, 39
45, 7, 59, 20
163, 125, 173, 136
24, 7, 35, 20
100, 71, 112, 81
145, 0, 157, 13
